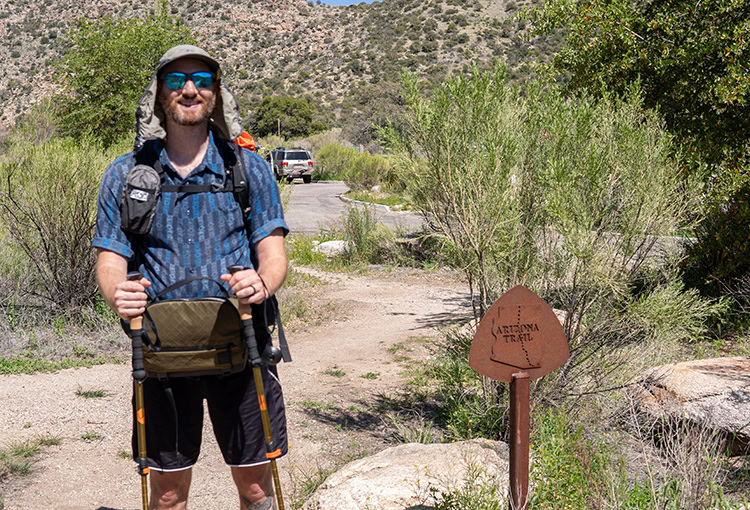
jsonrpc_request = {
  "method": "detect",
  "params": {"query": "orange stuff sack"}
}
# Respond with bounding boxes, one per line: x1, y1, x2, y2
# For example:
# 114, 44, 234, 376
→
235, 131, 256, 152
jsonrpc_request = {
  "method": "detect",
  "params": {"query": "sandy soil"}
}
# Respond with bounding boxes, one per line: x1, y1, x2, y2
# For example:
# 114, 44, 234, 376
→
0, 266, 472, 510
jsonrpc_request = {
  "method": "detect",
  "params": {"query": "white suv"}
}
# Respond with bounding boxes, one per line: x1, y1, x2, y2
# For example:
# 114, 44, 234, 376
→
267, 148, 314, 183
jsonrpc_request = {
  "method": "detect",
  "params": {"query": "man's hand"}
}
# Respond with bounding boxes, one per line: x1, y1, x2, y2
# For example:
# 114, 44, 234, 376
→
221, 268, 267, 305
96, 249, 152, 321
114, 276, 152, 320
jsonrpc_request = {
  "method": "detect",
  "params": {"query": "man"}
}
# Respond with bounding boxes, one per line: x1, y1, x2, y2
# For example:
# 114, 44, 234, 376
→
93, 45, 288, 510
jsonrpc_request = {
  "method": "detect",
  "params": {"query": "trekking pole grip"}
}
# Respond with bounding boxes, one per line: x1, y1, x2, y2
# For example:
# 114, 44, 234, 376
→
127, 271, 147, 382
228, 265, 263, 366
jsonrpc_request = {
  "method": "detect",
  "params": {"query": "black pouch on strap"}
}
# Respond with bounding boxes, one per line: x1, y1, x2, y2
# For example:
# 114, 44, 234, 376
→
121, 164, 161, 235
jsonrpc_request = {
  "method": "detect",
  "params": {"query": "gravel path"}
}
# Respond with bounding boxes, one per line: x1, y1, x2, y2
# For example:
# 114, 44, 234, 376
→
0, 266, 472, 510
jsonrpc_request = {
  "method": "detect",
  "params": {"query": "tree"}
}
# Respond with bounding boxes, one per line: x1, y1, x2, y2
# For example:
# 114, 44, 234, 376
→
249, 96, 327, 139
528, 0, 750, 173
528, 0, 750, 301
55, 14, 195, 147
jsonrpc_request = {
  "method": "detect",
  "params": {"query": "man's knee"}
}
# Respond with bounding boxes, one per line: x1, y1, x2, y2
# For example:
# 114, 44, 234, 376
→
232, 464, 274, 509
150, 469, 192, 509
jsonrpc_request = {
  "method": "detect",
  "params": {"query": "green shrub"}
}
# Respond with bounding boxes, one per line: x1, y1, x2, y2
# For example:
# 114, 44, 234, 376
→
530, 411, 611, 509
315, 143, 360, 180
342, 205, 379, 263
0, 135, 130, 310
55, 15, 195, 147
383, 65, 721, 409
683, 169, 750, 311
430, 329, 508, 441
430, 464, 503, 509
315, 143, 397, 190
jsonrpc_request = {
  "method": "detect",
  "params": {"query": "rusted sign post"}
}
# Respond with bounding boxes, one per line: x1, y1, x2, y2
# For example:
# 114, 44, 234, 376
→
469, 285, 569, 510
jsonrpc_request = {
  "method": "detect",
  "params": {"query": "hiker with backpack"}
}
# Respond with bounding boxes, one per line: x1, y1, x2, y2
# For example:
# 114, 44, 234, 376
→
93, 45, 288, 510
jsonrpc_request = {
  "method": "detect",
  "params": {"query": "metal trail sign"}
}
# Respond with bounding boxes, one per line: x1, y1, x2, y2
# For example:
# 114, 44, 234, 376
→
469, 285, 569, 509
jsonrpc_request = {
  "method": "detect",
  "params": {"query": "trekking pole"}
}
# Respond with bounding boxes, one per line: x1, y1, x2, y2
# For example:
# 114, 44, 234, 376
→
228, 265, 285, 510
127, 271, 150, 510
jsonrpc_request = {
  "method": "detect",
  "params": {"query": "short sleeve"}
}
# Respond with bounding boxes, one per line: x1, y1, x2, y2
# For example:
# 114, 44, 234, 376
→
91, 154, 135, 259
244, 151, 289, 245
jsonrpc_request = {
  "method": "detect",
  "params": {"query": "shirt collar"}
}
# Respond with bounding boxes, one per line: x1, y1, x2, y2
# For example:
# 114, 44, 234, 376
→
156, 130, 227, 178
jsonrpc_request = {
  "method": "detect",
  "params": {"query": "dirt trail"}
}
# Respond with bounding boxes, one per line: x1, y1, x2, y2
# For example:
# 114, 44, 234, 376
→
0, 267, 471, 510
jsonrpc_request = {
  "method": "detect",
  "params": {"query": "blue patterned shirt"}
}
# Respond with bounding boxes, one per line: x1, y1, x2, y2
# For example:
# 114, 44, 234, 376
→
92, 132, 288, 300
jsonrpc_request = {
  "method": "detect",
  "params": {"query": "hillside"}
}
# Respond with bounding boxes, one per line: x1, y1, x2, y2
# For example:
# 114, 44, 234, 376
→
0, 0, 555, 143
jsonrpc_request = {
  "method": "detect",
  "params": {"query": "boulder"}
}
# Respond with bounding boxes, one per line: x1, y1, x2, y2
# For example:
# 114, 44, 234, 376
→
636, 356, 750, 455
302, 439, 509, 510
313, 240, 349, 258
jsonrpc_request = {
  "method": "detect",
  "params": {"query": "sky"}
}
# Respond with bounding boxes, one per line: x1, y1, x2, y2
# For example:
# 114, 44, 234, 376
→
319, 0, 381, 5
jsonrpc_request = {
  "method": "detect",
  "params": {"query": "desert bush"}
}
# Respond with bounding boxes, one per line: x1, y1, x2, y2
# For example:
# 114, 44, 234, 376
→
429, 328, 508, 441
528, 408, 735, 509
0, 135, 130, 311
339, 205, 413, 267
530, 410, 611, 508
287, 128, 350, 154
383, 65, 721, 409
314, 143, 360, 180
341, 205, 379, 264
315, 142, 397, 189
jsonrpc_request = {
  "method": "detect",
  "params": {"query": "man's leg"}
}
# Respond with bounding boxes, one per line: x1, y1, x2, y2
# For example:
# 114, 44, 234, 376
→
149, 469, 193, 510
231, 464, 276, 510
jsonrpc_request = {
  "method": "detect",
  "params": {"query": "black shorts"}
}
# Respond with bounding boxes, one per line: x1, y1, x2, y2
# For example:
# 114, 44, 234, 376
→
131, 364, 287, 471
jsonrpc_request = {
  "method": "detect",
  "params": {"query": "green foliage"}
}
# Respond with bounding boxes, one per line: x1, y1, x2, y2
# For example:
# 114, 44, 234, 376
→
314, 143, 360, 180
530, 411, 611, 508
526, 0, 750, 305
0, 135, 130, 310
430, 330, 508, 441
683, 174, 750, 301
0, 356, 109, 375
430, 464, 503, 509
55, 14, 195, 146
285, 235, 330, 266
627, 273, 729, 344
315, 143, 397, 190
385, 65, 721, 404
342, 205, 379, 264
526, 0, 750, 173
250, 96, 327, 139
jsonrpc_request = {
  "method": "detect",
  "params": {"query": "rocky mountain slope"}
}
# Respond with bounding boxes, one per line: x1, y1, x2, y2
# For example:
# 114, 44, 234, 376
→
0, 0, 553, 141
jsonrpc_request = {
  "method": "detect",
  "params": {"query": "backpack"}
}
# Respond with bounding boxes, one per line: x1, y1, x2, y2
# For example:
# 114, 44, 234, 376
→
120, 134, 291, 377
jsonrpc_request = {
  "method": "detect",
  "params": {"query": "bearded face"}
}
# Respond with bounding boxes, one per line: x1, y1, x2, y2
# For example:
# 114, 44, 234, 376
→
158, 58, 218, 128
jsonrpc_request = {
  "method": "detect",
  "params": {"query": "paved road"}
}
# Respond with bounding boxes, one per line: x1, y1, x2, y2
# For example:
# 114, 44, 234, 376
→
283, 180, 424, 235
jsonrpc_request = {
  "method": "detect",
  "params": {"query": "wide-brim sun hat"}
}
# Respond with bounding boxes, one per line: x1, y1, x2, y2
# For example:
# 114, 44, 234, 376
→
135, 44, 243, 149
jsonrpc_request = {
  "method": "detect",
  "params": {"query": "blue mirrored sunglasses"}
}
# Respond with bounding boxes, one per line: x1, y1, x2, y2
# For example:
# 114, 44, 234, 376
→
162, 71, 215, 90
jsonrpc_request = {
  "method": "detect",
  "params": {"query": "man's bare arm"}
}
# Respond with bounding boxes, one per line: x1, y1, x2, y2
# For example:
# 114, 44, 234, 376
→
221, 228, 287, 304
96, 248, 151, 319
254, 228, 288, 297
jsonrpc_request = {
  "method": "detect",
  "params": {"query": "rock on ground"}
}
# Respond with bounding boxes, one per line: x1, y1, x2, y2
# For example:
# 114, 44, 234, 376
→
636, 356, 750, 455
302, 439, 509, 510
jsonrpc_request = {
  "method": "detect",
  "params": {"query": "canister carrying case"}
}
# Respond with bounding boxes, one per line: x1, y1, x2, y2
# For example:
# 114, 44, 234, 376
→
140, 277, 247, 378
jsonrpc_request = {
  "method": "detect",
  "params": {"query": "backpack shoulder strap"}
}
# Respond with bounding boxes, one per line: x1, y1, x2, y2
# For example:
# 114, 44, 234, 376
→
134, 138, 164, 174
214, 135, 250, 217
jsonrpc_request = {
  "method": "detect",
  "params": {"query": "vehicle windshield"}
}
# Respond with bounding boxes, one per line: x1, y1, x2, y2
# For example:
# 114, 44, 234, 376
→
285, 152, 310, 160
